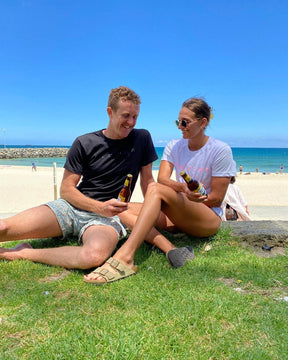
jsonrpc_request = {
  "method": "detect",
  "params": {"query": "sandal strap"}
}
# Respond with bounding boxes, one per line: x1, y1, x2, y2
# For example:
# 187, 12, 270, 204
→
107, 257, 127, 272
106, 257, 137, 275
90, 267, 114, 281
84, 257, 137, 284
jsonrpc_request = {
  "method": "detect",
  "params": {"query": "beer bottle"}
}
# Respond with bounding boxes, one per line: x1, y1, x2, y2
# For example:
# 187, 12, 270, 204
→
180, 171, 207, 196
117, 174, 133, 202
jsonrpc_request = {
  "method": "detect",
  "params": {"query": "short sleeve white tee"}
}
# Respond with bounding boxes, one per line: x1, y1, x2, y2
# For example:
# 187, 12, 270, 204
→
161, 137, 236, 217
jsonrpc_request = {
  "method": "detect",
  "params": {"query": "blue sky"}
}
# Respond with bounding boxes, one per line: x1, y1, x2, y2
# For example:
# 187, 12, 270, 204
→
1, 0, 287, 148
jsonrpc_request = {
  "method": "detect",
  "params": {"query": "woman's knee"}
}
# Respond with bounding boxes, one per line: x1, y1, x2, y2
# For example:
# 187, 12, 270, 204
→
0, 219, 9, 234
146, 182, 164, 197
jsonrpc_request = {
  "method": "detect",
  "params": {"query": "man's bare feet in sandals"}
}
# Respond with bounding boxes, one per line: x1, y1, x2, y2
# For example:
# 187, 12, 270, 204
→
0, 242, 33, 261
83, 257, 138, 285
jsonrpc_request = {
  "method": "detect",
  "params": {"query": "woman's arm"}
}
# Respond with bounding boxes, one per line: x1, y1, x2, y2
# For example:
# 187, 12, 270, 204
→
204, 176, 231, 208
158, 161, 230, 207
157, 160, 186, 193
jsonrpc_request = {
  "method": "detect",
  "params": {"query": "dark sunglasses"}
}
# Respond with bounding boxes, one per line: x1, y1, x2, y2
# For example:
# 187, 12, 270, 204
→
175, 119, 191, 128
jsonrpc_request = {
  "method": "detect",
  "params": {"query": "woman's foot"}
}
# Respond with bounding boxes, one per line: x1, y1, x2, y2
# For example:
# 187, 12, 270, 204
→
83, 257, 137, 285
166, 246, 195, 268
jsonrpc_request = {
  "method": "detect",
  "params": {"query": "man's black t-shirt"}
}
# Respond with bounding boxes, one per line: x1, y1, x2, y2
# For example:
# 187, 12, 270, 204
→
64, 129, 158, 201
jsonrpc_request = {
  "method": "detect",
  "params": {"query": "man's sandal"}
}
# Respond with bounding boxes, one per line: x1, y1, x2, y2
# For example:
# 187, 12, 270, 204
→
83, 257, 138, 285
166, 246, 195, 268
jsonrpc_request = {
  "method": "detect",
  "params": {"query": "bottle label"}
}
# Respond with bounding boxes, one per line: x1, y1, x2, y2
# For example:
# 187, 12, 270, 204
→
196, 184, 207, 196
118, 194, 126, 202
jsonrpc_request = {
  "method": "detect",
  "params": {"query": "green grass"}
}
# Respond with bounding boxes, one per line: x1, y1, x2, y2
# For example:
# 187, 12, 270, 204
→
1, 227, 287, 360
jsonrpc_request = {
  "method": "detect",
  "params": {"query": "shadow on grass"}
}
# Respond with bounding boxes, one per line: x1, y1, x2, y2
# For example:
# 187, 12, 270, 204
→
2, 226, 228, 276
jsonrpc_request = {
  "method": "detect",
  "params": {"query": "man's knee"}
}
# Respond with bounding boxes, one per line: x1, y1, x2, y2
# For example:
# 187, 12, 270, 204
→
80, 245, 112, 269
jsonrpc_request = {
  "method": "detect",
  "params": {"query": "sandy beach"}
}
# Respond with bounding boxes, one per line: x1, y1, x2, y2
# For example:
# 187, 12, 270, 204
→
0, 165, 287, 221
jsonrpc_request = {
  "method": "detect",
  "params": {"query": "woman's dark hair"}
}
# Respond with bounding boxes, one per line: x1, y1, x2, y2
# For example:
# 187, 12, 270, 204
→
182, 97, 212, 125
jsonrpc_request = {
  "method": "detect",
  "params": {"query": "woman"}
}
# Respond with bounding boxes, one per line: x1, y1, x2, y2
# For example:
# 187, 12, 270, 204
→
84, 97, 236, 284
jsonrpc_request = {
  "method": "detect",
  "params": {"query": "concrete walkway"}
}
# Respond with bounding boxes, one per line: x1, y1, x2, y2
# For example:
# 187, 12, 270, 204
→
249, 206, 288, 221
0, 213, 17, 219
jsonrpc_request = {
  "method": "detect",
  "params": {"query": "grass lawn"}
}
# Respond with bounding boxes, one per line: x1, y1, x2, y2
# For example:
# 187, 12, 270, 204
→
1, 227, 287, 360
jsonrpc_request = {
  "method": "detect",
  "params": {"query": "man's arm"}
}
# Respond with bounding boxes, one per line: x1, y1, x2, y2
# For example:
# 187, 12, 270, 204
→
60, 169, 127, 217
139, 163, 155, 197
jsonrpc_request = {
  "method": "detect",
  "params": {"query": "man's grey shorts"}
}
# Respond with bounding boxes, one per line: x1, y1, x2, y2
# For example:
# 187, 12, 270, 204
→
46, 199, 127, 243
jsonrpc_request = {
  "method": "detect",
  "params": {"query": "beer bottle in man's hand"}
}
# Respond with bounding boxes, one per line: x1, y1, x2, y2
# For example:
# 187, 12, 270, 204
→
118, 174, 133, 202
180, 171, 207, 196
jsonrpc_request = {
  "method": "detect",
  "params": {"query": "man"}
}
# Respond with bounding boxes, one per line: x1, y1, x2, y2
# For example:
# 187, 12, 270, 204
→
0, 86, 158, 269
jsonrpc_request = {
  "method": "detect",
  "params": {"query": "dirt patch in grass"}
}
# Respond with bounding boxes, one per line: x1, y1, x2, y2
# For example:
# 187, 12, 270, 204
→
242, 243, 286, 258
218, 277, 288, 300
39, 269, 71, 283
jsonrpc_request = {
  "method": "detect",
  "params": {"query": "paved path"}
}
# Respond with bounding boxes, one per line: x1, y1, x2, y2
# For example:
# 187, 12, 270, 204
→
249, 206, 288, 221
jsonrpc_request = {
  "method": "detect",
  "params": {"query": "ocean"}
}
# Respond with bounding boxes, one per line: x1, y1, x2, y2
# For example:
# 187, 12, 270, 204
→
0, 146, 287, 173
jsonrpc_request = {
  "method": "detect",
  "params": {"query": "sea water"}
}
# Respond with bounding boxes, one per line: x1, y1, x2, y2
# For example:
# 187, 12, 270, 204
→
155, 147, 288, 173
0, 146, 287, 173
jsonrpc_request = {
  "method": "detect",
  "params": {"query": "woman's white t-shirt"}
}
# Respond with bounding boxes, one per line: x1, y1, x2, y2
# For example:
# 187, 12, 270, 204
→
161, 137, 236, 217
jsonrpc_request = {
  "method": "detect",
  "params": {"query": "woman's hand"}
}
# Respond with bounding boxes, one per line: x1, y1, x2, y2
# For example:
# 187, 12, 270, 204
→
183, 184, 208, 203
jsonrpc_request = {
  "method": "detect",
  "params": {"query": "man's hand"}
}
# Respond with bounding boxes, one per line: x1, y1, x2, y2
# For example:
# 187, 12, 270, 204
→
100, 199, 129, 217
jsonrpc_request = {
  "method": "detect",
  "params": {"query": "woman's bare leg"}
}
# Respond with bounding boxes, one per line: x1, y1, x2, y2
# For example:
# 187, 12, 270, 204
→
119, 203, 176, 254
117, 183, 220, 262
85, 183, 220, 282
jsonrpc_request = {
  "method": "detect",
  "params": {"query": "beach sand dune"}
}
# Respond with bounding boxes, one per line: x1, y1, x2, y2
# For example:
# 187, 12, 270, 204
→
0, 166, 287, 221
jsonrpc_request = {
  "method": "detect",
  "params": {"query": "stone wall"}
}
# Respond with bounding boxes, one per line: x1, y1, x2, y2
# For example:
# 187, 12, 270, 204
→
0, 148, 69, 159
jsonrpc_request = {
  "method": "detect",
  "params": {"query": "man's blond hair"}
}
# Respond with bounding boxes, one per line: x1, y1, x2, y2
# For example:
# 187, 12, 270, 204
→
108, 86, 141, 111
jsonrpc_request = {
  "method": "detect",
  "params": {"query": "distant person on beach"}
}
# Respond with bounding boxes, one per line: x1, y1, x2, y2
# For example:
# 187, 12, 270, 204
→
280, 164, 284, 174
32, 162, 37, 172
222, 176, 251, 221
239, 165, 243, 174
84, 97, 237, 284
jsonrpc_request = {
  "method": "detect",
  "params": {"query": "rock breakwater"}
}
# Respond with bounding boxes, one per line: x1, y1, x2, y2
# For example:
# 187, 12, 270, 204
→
0, 148, 69, 159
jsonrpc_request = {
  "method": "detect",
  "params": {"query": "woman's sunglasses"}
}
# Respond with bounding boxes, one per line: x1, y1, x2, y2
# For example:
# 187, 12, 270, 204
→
175, 119, 191, 128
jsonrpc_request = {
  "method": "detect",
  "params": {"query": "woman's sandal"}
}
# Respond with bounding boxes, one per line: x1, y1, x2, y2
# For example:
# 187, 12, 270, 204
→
83, 257, 138, 285
166, 246, 195, 268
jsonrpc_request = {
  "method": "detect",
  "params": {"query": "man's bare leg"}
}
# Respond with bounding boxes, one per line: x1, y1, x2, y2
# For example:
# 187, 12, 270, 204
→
0, 223, 119, 269
0, 206, 119, 269
0, 205, 63, 241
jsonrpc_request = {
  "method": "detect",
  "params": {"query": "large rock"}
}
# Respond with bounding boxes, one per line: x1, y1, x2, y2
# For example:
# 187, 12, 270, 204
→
222, 221, 288, 257
0, 148, 69, 159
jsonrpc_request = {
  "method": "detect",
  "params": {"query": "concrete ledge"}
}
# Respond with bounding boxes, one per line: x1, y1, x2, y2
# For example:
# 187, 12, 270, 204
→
222, 221, 288, 249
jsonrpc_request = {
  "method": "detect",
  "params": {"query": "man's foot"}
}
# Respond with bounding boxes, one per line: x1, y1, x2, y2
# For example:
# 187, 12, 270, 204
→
83, 257, 138, 285
0, 242, 33, 261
